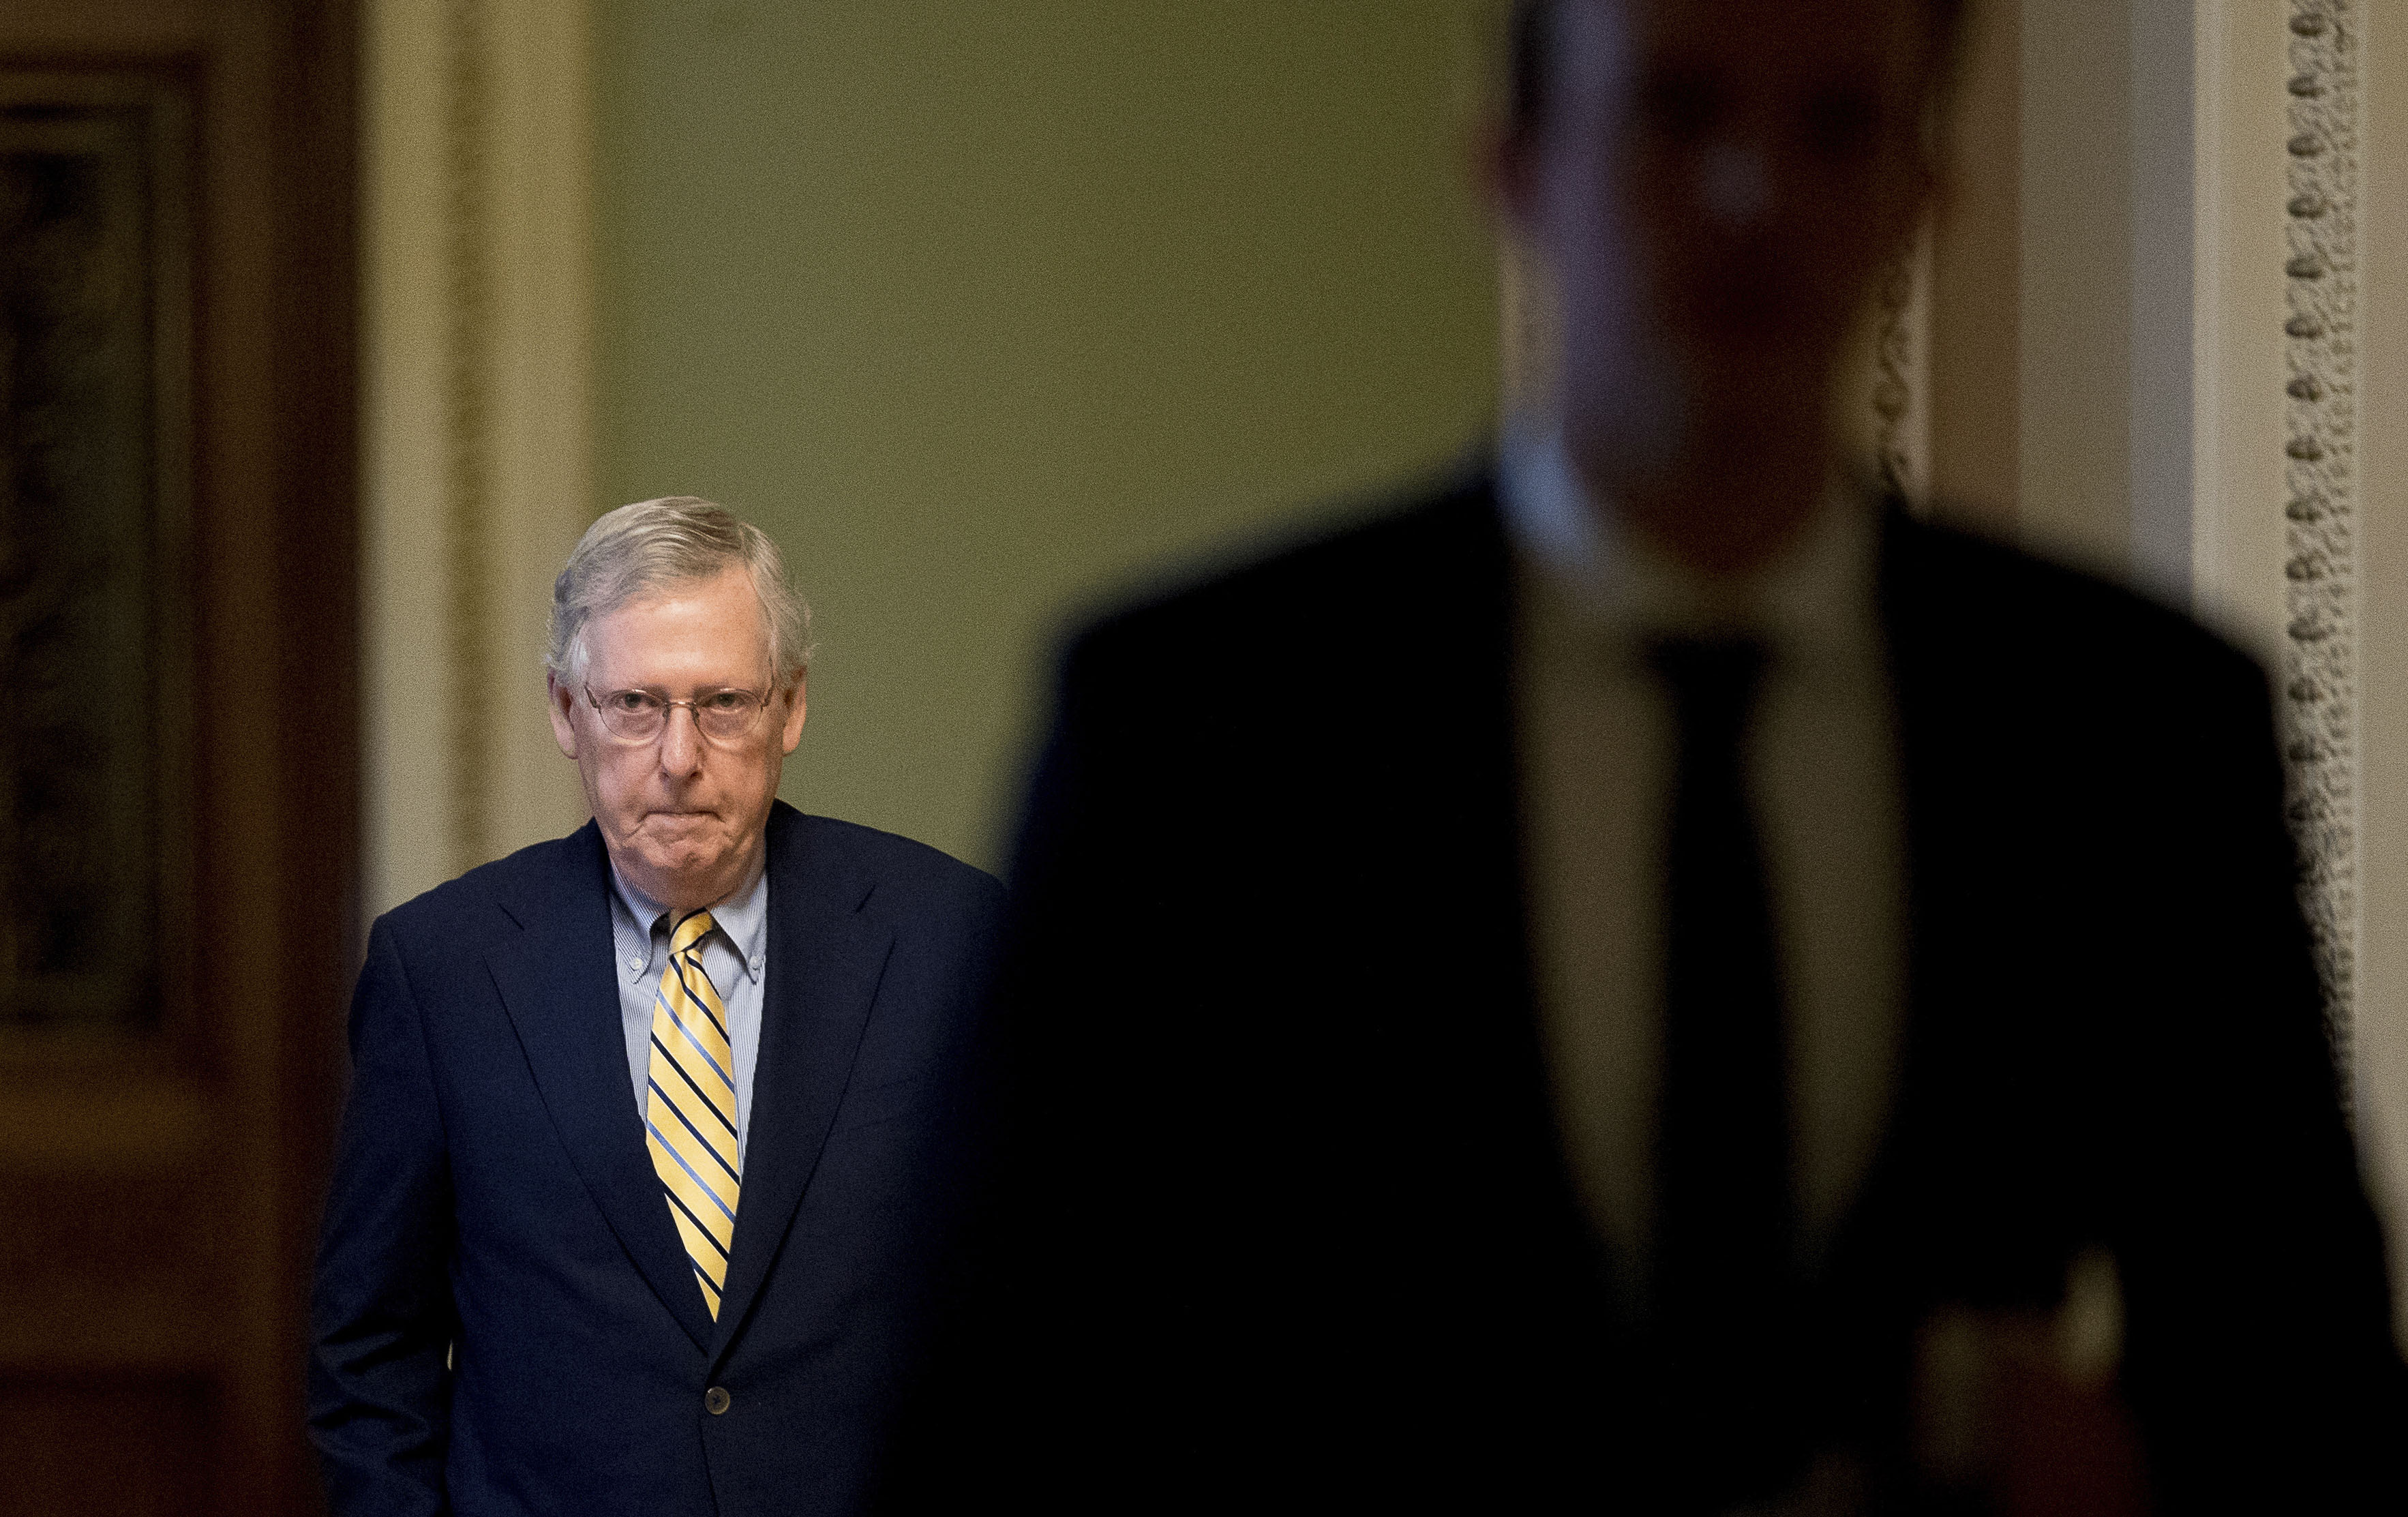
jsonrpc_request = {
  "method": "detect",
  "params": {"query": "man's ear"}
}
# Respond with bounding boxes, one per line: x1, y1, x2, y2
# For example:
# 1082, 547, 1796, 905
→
779, 675, 809, 755
547, 673, 582, 759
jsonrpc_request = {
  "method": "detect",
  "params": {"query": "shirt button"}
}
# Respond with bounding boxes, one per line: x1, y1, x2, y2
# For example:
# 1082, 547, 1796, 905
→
749, 955, 764, 973
627, 956, 643, 972
705, 1385, 731, 1415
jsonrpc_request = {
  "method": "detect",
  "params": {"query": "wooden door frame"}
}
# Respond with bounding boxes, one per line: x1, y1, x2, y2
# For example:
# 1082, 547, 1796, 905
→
0, 1, 357, 1512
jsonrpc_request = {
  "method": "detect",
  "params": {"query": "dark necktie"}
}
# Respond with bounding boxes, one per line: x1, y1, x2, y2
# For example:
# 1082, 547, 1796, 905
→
1646, 636, 1803, 1497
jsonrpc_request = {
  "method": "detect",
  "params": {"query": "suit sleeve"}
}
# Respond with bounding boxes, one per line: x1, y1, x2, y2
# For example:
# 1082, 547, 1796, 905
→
2113, 648, 2408, 1509
307, 915, 458, 1516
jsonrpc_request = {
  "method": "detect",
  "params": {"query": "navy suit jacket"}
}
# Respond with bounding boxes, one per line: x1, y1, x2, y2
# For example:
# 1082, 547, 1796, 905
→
889, 472, 2406, 1514
312, 802, 1002, 1516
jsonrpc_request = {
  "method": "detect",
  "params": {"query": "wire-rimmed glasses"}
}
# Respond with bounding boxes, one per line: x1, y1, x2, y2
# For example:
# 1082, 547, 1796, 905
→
582, 683, 777, 746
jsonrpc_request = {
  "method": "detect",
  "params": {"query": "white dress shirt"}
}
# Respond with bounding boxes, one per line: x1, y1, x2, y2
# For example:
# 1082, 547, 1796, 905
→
609, 860, 770, 1166
1503, 425, 1908, 1310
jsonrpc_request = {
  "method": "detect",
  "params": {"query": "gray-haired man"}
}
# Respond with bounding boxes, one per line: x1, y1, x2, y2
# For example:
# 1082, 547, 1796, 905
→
310, 498, 1002, 1516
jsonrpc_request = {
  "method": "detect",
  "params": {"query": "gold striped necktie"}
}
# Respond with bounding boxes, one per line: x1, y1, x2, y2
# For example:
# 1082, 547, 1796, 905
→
643, 909, 741, 1318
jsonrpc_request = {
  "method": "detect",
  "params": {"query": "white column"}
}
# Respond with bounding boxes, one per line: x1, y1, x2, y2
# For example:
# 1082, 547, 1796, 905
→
2017, 0, 2135, 578
2351, 0, 2408, 1347
2007, 0, 2399, 1345
2160, 0, 2402, 1349
2130, 0, 2200, 605
2186, 0, 2291, 670
362, 0, 595, 918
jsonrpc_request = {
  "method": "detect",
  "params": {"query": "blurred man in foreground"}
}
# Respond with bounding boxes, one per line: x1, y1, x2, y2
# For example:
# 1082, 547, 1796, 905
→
312, 498, 1000, 1516
894, 1, 2406, 1510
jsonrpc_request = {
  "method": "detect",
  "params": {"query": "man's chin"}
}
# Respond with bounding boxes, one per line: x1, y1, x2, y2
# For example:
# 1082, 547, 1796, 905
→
612, 819, 748, 903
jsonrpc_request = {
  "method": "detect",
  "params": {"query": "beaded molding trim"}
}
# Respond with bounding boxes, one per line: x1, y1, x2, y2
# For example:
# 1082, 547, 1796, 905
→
442, 0, 494, 875
1870, 230, 1929, 502
2282, 1, 2360, 1075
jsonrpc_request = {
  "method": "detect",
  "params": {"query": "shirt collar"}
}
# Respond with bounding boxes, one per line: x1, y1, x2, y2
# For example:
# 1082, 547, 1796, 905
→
1497, 420, 1881, 661
607, 852, 772, 985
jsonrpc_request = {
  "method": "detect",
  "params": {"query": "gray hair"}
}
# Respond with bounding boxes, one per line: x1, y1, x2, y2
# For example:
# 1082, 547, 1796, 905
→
547, 496, 814, 685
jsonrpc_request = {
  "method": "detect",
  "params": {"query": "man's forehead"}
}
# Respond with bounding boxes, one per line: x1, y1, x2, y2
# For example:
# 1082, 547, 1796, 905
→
584, 575, 774, 679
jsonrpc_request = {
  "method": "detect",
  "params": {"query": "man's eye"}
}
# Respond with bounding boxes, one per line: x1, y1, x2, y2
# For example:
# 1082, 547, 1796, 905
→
610, 691, 659, 713
701, 692, 750, 714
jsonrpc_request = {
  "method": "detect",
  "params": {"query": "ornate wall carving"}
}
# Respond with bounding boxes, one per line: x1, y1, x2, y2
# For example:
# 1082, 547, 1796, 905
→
443, 0, 494, 874
2283, 0, 2361, 1072
0, 72, 194, 1032
364, 0, 597, 913
1870, 230, 1930, 503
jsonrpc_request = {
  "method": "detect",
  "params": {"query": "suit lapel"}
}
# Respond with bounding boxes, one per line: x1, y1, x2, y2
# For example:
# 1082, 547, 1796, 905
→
485, 824, 717, 1353
1411, 479, 1621, 1327
712, 807, 896, 1359
1879, 506, 2039, 1090
1861, 507, 2057, 1303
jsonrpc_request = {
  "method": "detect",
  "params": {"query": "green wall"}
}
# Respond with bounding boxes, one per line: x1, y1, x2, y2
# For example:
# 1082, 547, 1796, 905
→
593, 0, 1500, 870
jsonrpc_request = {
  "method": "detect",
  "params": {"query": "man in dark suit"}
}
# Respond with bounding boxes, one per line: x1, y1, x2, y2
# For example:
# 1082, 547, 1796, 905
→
892, 0, 2405, 1511
311, 498, 1001, 1516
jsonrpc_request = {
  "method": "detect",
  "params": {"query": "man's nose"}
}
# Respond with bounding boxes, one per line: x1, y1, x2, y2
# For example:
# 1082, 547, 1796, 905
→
656, 705, 705, 775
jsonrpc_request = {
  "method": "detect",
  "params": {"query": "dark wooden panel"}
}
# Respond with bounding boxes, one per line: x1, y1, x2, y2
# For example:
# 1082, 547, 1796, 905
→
0, 1376, 215, 1517
0, 1, 357, 1514
0, 65, 197, 1038
0, 1162, 217, 1370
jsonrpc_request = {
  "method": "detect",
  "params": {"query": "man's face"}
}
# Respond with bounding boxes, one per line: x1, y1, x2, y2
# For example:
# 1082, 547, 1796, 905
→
1501, 0, 1937, 484
547, 566, 809, 912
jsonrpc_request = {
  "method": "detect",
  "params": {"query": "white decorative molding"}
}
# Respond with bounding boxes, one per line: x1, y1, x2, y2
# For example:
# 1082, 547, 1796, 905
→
363, 0, 595, 917
2281, 0, 2361, 1074
1870, 224, 1933, 505
442, 0, 496, 875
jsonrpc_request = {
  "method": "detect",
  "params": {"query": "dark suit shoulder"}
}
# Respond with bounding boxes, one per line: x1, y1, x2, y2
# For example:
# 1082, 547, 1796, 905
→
1885, 510, 2266, 694
1061, 467, 1500, 700
768, 804, 1002, 910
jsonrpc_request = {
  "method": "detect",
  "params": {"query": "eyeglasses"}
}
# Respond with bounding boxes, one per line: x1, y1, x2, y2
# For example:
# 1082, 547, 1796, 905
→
582, 683, 777, 745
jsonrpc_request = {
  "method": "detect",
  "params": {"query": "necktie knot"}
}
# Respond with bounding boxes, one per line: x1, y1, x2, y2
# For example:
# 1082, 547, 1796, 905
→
669, 908, 717, 959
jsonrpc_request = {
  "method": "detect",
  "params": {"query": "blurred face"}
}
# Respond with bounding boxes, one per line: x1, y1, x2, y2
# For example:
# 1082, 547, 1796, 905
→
1499, 0, 1937, 488
547, 566, 809, 912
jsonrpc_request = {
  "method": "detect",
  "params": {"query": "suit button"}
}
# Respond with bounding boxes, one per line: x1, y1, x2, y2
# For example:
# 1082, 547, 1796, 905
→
705, 1386, 732, 1415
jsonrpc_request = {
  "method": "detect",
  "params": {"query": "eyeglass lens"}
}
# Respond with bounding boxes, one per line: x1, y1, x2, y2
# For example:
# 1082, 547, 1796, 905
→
594, 691, 765, 742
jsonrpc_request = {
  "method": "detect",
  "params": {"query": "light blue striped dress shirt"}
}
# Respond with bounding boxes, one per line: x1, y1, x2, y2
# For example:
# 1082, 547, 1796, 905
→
609, 861, 770, 1165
